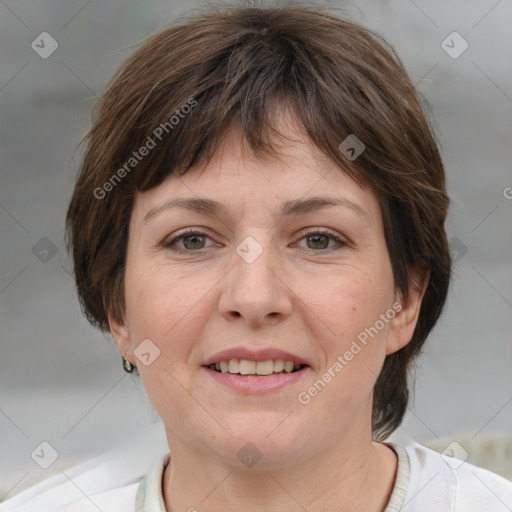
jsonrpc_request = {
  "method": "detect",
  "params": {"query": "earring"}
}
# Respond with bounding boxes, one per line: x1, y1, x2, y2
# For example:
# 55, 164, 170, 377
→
122, 356, 135, 373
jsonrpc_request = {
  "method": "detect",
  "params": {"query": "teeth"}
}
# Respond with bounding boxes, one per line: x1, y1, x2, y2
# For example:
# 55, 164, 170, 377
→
239, 360, 256, 375
256, 361, 274, 375
209, 358, 304, 376
273, 360, 284, 372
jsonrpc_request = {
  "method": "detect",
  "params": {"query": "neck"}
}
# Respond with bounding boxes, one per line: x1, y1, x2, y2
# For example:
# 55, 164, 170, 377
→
162, 426, 397, 512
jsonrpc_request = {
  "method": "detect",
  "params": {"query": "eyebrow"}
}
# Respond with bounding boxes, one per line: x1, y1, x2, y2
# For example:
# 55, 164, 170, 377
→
143, 195, 369, 223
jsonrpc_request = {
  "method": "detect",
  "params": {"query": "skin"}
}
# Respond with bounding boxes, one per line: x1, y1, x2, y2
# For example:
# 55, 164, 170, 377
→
110, 110, 428, 512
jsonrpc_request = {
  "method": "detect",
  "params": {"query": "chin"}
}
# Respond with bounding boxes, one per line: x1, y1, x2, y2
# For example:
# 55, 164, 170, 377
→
204, 416, 309, 470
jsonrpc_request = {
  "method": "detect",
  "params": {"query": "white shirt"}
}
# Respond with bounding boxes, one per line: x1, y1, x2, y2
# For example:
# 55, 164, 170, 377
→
2, 442, 512, 511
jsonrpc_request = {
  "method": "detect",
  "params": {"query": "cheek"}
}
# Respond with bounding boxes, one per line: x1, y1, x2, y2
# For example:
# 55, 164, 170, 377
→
124, 261, 191, 337
323, 263, 394, 335
311, 258, 395, 386
123, 259, 218, 372
123, 263, 207, 422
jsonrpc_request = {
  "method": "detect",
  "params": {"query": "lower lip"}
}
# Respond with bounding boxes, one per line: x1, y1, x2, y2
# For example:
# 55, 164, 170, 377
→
202, 366, 310, 394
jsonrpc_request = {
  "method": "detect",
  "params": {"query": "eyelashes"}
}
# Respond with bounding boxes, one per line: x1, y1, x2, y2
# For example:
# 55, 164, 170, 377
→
163, 228, 348, 255
163, 229, 216, 253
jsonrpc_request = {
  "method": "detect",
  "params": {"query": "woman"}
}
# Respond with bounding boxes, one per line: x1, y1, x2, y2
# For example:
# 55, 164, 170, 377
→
4, 3, 511, 511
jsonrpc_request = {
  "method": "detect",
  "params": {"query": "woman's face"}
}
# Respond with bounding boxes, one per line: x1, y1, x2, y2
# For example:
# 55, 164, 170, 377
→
111, 117, 422, 469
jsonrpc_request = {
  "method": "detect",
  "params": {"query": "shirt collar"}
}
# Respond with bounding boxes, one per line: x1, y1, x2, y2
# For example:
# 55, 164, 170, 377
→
135, 453, 170, 512
135, 443, 409, 511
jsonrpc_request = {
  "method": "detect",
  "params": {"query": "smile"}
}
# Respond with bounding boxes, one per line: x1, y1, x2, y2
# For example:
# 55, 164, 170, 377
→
208, 358, 306, 375
202, 360, 310, 394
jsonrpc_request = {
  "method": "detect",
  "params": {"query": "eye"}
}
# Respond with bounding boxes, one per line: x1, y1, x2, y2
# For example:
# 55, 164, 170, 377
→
163, 228, 347, 255
163, 229, 216, 253
296, 229, 347, 251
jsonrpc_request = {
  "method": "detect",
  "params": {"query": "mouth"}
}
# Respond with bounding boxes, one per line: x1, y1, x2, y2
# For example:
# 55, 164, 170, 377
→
202, 360, 310, 394
201, 348, 311, 393
205, 358, 308, 376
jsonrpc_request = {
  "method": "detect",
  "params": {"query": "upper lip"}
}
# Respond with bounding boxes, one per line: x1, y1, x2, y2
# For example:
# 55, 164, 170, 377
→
203, 347, 310, 367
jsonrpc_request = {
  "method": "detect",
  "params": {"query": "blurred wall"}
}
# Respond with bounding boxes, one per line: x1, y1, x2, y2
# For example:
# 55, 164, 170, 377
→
1, 0, 511, 499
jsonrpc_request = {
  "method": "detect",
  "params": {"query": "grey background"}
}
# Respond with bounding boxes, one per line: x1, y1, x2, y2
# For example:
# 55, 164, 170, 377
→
1, 0, 511, 500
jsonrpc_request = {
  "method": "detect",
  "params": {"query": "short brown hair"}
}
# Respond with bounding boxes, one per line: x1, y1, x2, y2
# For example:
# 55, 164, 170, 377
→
66, 3, 451, 441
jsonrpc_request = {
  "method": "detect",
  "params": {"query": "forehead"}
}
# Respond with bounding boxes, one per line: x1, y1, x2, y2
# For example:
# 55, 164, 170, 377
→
131, 116, 381, 229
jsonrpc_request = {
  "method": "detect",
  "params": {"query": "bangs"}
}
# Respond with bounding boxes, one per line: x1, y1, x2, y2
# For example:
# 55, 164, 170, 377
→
94, 7, 415, 197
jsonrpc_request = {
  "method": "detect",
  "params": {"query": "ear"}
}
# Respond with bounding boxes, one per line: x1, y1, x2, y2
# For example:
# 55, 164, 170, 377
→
386, 266, 430, 355
108, 312, 135, 365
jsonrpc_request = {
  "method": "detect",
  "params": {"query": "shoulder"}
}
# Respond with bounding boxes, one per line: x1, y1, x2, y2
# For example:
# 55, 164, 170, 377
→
0, 445, 169, 512
401, 441, 512, 511
0, 473, 140, 512
0, 474, 138, 512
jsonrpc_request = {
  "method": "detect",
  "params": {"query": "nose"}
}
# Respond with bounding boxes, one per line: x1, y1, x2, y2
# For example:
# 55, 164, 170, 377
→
218, 236, 293, 327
